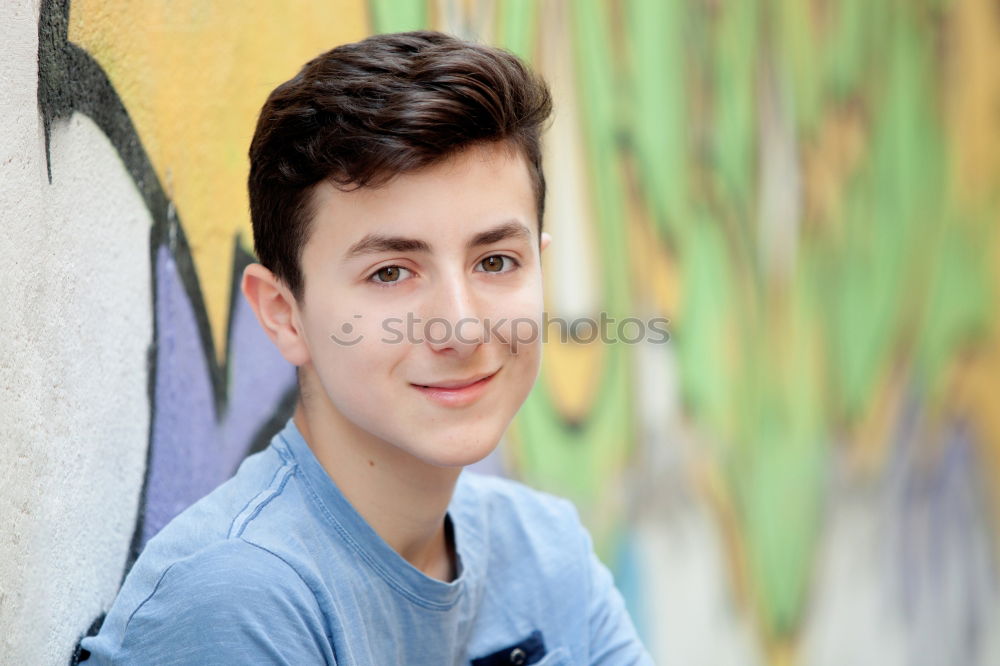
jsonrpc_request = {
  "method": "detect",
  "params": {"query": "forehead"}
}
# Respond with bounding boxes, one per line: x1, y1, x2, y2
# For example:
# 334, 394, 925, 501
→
303, 143, 539, 256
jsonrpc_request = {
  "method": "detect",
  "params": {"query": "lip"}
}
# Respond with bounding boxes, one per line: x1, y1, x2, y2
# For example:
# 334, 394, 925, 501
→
412, 370, 499, 407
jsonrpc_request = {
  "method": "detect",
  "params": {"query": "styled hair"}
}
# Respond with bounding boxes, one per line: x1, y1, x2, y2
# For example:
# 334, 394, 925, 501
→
248, 30, 553, 300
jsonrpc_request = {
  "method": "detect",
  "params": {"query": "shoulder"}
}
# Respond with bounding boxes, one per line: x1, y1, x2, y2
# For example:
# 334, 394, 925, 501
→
123, 539, 325, 649
130, 538, 315, 623
82, 538, 332, 663
81, 538, 326, 661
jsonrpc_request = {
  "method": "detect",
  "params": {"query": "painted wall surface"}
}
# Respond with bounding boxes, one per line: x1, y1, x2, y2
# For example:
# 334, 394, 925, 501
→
1, 0, 998, 664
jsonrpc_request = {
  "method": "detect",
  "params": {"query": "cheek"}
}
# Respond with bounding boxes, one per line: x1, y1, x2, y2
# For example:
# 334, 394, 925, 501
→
483, 286, 545, 353
305, 309, 402, 383
308, 331, 409, 427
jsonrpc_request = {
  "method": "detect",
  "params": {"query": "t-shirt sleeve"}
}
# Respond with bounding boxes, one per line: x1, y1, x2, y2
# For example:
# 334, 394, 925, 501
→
569, 503, 654, 666
108, 539, 335, 665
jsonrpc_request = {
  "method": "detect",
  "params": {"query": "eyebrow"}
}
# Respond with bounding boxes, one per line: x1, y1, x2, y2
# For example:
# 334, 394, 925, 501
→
345, 235, 431, 259
344, 220, 532, 260
466, 221, 532, 249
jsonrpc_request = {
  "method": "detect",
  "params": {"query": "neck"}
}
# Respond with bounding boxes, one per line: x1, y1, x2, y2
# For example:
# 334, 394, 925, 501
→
293, 398, 460, 581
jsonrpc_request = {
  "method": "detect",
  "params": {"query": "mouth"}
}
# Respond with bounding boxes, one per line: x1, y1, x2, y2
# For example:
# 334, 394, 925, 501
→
416, 371, 497, 390
411, 369, 499, 407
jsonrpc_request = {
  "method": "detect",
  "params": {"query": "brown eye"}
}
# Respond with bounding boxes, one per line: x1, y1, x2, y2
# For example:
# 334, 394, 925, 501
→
378, 266, 400, 281
374, 266, 402, 282
480, 255, 505, 272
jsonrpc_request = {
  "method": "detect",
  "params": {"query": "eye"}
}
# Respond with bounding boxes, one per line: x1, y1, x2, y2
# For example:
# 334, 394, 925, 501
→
476, 255, 518, 274
369, 265, 412, 285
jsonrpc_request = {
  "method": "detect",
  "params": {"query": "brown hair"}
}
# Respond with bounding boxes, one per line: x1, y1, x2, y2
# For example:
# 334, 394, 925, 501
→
248, 30, 553, 300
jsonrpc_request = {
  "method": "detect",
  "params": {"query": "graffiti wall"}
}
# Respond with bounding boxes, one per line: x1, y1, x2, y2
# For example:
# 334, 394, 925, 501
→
1, 0, 998, 664
3, 0, 365, 662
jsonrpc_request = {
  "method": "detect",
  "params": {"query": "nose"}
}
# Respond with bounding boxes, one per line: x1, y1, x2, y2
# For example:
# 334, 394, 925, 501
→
423, 271, 484, 358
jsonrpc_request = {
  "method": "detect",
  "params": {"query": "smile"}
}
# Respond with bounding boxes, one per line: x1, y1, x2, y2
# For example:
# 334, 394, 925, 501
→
412, 370, 499, 407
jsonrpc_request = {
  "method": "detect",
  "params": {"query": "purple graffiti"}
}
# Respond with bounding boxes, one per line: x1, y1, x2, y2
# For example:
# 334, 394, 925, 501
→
142, 245, 296, 545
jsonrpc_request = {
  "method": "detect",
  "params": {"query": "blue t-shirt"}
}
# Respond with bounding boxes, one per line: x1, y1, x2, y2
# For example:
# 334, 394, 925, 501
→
81, 417, 652, 665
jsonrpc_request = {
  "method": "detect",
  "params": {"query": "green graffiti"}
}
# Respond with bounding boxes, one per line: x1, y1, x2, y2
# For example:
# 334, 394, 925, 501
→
369, 0, 425, 33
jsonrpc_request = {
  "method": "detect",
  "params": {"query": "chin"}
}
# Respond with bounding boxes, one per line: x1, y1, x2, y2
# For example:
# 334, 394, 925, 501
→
406, 426, 505, 469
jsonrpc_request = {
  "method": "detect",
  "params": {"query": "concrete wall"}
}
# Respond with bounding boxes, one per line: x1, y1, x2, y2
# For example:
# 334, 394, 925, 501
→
2, 6, 151, 658
2, 0, 999, 664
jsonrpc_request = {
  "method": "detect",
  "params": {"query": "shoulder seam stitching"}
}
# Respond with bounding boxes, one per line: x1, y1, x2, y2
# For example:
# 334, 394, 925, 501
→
227, 453, 295, 538
234, 463, 296, 539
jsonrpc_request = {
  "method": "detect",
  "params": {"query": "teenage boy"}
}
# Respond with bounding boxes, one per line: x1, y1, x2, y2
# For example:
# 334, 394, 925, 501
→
81, 31, 652, 665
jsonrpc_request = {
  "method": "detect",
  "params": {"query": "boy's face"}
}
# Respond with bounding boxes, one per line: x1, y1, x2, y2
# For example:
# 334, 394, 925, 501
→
292, 142, 548, 468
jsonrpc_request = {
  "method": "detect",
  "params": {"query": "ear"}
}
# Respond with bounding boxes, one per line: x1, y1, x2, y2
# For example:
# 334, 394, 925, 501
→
540, 231, 552, 252
241, 263, 311, 366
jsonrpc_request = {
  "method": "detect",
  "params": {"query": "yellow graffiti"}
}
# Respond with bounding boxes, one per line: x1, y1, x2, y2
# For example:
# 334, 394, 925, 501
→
947, 0, 1000, 203
945, 0, 1000, 530
69, 0, 368, 361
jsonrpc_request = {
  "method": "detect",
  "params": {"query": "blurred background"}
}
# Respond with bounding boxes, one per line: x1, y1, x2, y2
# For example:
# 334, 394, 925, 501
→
2, 0, 998, 664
